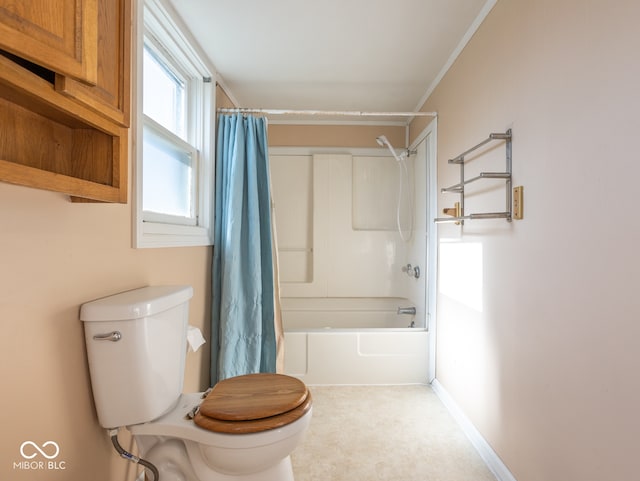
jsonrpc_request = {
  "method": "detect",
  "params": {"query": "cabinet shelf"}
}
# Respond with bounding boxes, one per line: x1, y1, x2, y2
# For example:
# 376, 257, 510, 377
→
0, 160, 123, 202
0, 38, 127, 202
0, 0, 130, 203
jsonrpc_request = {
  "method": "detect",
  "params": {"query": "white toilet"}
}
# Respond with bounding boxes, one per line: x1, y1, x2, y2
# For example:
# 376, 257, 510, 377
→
80, 285, 312, 481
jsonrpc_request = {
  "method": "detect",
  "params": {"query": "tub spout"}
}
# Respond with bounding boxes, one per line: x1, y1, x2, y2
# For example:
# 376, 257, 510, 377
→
397, 306, 416, 315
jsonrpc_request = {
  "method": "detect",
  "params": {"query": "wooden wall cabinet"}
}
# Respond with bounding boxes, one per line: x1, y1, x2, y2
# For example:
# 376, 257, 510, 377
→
55, 0, 131, 127
0, 0, 131, 203
0, 0, 98, 85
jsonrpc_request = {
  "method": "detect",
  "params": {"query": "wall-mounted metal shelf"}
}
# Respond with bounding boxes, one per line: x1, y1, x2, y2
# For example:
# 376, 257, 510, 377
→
435, 129, 512, 224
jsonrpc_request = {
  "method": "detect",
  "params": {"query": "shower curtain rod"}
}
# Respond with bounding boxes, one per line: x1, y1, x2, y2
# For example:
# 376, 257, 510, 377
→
217, 108, 437, 118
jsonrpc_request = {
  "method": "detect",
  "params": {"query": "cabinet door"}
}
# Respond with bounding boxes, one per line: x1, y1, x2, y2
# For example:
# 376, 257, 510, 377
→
55, 0, 131, 127
0, 0, 98, 84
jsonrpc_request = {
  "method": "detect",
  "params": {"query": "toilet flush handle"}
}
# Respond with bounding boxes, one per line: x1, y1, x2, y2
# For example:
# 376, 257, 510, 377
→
93, 331, 122, 342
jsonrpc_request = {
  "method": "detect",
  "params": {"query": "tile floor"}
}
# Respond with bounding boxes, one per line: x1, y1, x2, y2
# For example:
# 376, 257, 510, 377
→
291, 385, 497, 481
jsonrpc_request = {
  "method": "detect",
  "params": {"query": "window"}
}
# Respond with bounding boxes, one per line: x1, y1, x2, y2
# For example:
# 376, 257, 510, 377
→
134, 0, 215, 247
143, 45, 186, 138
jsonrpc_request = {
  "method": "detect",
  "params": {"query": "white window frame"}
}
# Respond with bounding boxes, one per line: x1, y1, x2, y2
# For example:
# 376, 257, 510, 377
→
134, 0, 215, 248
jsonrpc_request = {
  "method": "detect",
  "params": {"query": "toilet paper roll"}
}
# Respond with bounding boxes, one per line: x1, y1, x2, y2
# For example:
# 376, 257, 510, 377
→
187, 325, 206, 352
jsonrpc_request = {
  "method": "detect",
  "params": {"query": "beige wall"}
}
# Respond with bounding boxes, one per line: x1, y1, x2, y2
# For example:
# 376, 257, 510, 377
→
0, 183, 211, 480
217, 84, 407, 150
411, 0, 640, 480
269, 124, 405, 148
216, 83, 236, 110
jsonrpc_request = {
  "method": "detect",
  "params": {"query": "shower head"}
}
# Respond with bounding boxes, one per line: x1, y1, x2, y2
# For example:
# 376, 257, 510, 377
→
375, 135, 403, 162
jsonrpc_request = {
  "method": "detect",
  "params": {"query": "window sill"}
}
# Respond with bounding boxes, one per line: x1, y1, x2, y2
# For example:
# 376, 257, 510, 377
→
135, 221, 212, 248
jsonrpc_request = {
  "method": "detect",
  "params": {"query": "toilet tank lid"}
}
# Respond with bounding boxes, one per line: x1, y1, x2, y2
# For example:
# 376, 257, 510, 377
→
80, 285, 194, 322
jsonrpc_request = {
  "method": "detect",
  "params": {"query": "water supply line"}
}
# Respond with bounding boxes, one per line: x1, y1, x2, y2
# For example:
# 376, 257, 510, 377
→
109, 428, 159, 481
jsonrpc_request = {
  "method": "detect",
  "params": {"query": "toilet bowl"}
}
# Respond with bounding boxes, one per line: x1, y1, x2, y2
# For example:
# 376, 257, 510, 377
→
132, 390, 312, 480
131, 373, 312, 481
80, 286, 312, 481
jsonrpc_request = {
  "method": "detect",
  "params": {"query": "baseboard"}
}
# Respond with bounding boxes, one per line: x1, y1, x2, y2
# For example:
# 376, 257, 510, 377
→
431, 379, 518, 481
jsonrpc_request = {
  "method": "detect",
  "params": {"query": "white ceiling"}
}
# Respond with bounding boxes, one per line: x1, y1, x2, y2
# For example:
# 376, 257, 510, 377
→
167, 0, 493, 118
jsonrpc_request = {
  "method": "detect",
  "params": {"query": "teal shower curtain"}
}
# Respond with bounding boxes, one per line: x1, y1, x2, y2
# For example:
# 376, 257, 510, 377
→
211, 114, 276, 384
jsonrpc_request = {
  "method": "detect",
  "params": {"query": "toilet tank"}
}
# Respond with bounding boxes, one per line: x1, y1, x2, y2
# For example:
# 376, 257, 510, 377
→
80, 285, 194, 429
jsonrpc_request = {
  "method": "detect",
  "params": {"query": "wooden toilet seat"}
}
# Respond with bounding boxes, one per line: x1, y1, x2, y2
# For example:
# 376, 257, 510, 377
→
194, 373, 312, 434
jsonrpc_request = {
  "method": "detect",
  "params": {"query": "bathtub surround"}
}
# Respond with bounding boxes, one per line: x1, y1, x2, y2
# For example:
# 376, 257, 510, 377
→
269, 132, 432, 384
211, 114, 279, 383
281, 297, 429, 384
269, 130, 432, 384
269, 150, 426, 302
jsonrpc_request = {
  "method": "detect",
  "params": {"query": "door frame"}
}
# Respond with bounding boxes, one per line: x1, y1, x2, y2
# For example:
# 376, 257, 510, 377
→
409, 117, 438, 383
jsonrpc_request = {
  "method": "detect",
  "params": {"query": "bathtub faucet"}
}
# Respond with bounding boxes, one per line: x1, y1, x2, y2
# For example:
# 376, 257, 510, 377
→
397, 306, 416, 315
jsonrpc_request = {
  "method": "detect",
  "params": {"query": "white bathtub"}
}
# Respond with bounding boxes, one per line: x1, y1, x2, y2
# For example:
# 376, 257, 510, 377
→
281, 297, 429, 385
